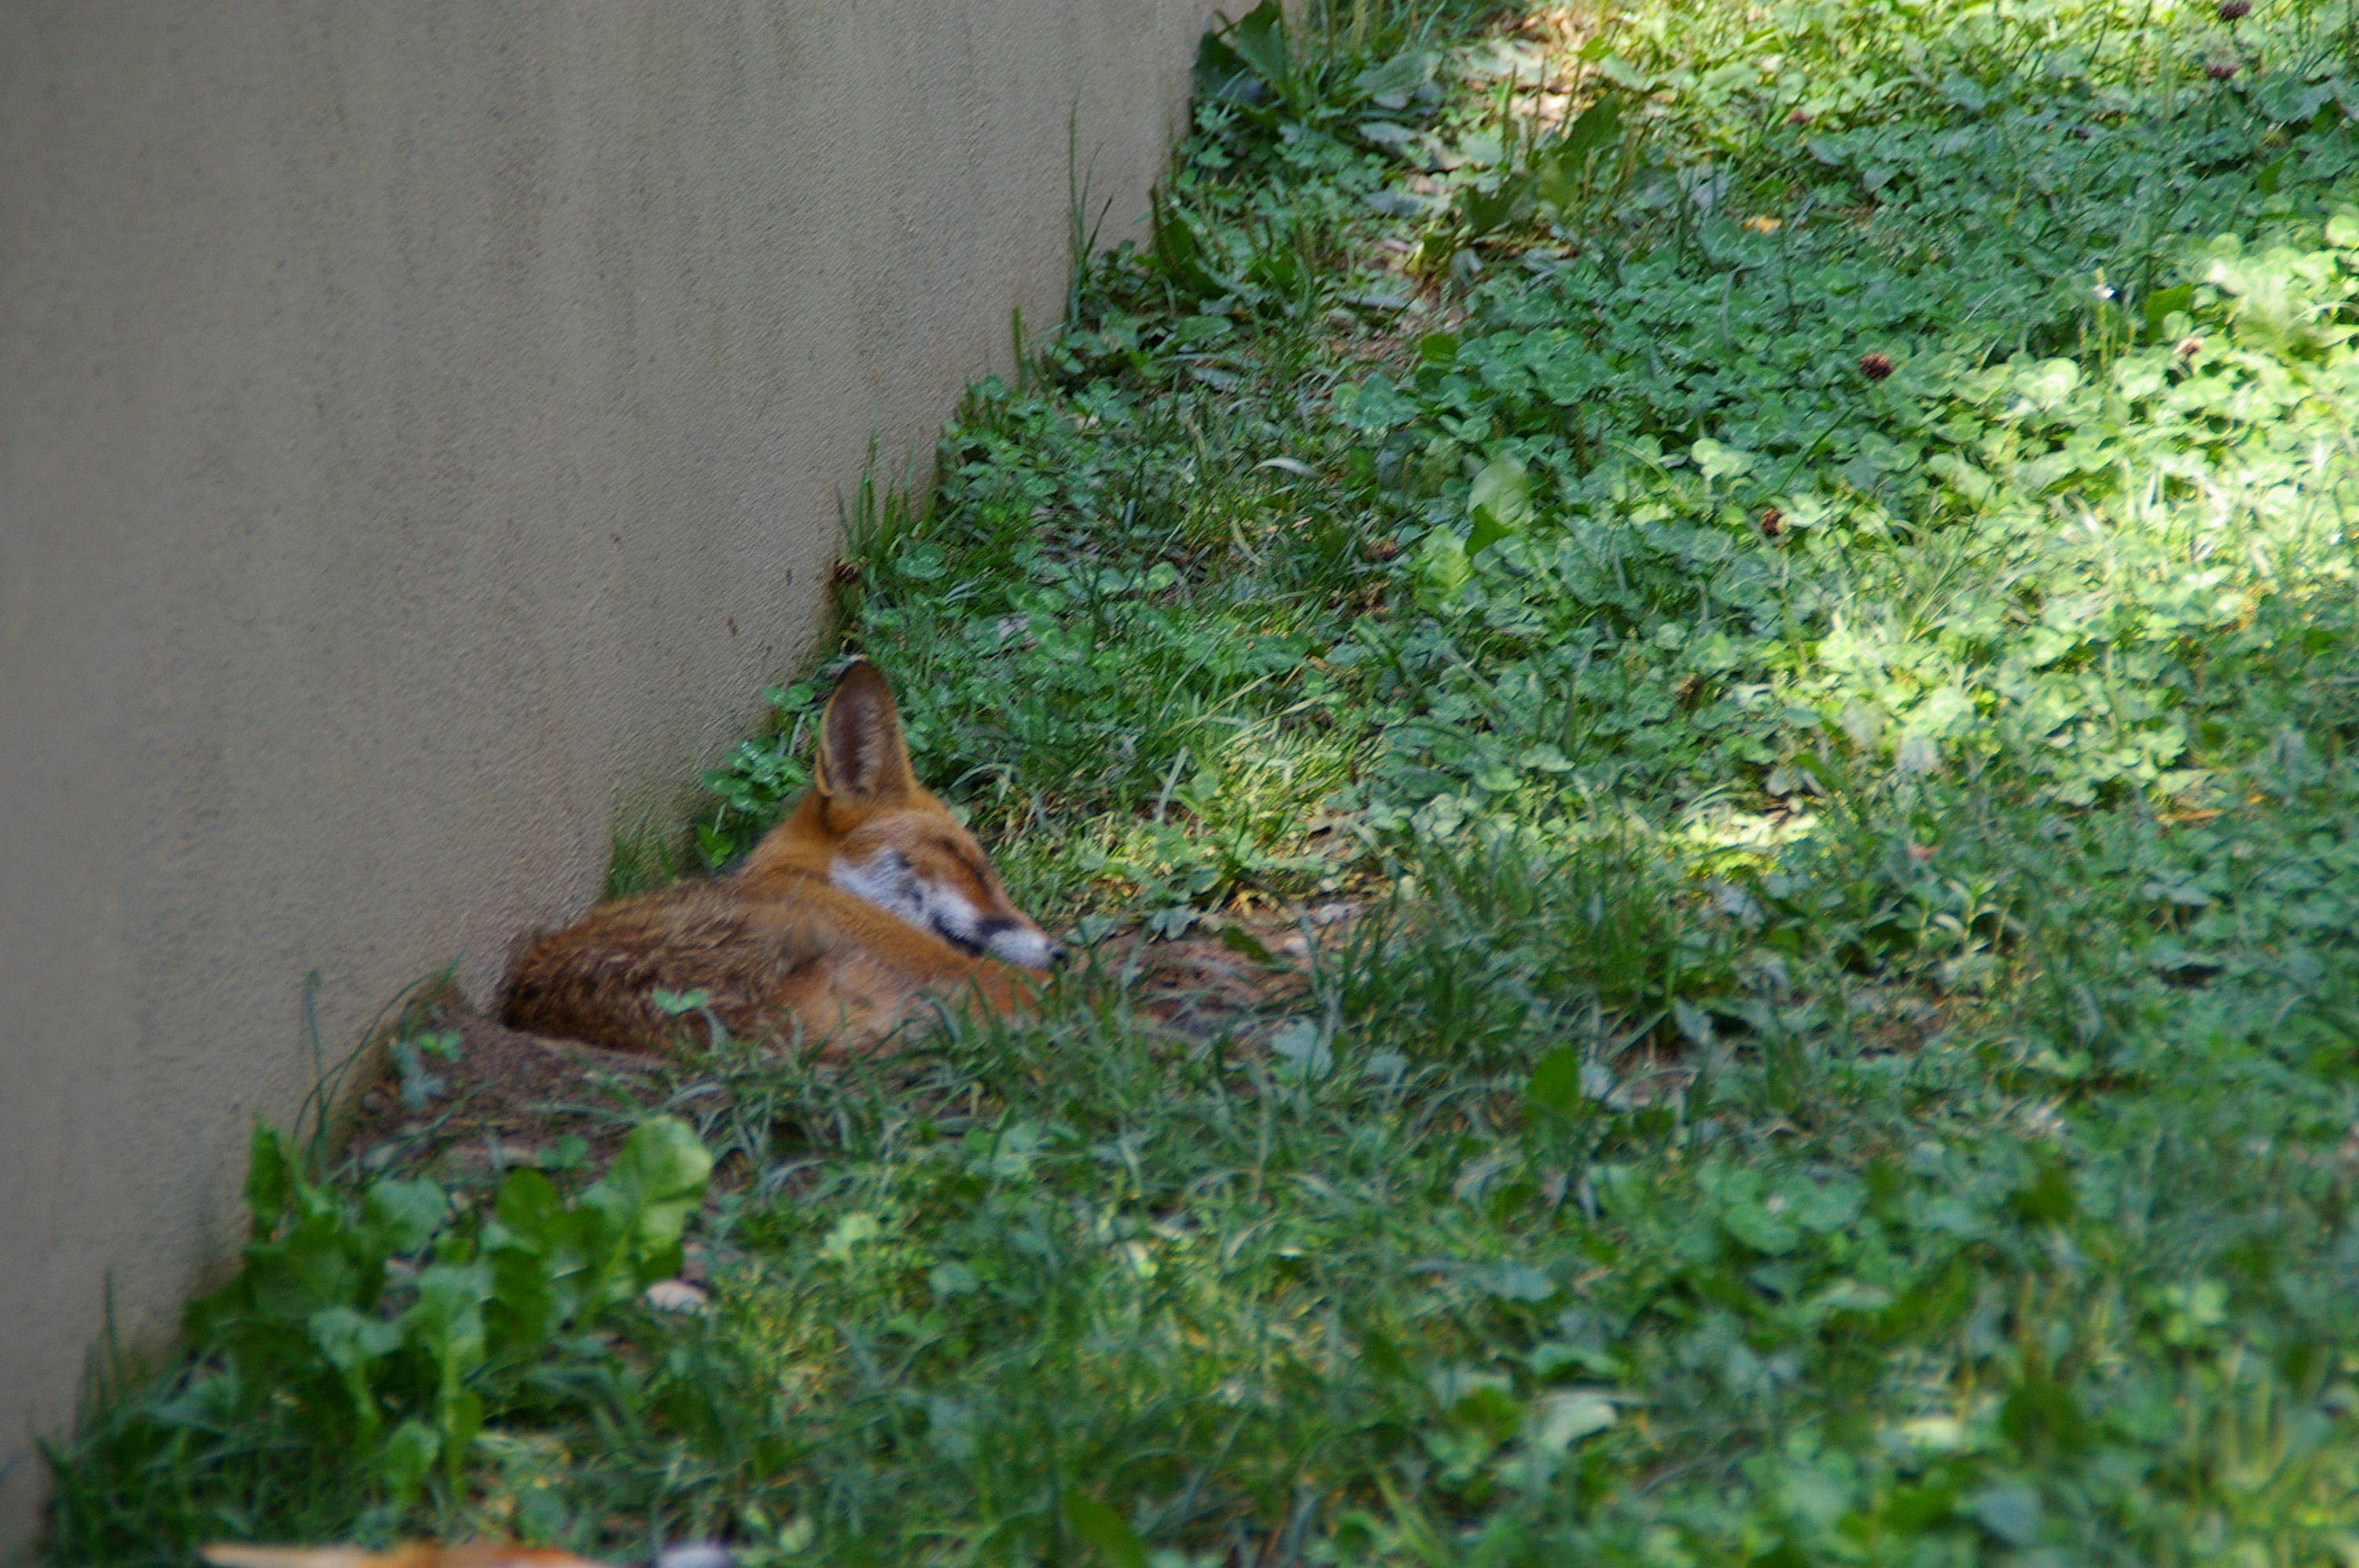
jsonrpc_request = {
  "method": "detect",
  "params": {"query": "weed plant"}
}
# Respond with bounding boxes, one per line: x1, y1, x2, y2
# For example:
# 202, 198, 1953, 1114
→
45, 0, 2359, 1563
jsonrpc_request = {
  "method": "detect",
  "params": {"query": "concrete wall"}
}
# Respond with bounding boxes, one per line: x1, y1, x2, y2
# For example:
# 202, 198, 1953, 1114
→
0, 1, 1216, 1548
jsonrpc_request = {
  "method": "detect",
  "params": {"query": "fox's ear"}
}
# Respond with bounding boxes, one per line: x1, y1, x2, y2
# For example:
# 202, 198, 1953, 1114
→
813, 659, 917, 811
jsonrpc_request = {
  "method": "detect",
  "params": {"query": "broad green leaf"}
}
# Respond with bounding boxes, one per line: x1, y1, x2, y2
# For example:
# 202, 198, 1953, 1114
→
254, 1212, 373, 1321
307, 1304, 399, 1435
362, 1178, 446, 1255
1594, 53, 1649, 89
580, 1116, 714, 1298
1970, 1485, 2045, 1548
1925, 451, 1994, 503
377, 1419, 439, 1508
1463, 174, 1533, 236
439, 1388, 485, 1486
1589, 1163, 1648, 1218
1532, 1391, 1617, 1449
823, 1212, 883, 1264
1721, 1200, 1799, 1256
243, 1123, 294, 1236
403, 1262, 490, 1381
1063, 1492, 1148, 1568
1477, 1261, 1557, 1302
1223, 0, 1290, 92
1355, 49, 1431, 111
1191, 29, 1255, 106
486, 1167, 576, 1345
650, 987, 710, 1017
2143, 282, 2194, 332
1450, 1381, 1525, 1443
2254, 77, 2332, 124
1332, 372, 1419, 432
1416, 530, 1471, 604
2007, 1160, 2077, 1225
1783, 1178, 1864, 1234
1467, 453, 1531, 555
1148, 189, 1223, 299
1218, 924, 1278, 964
1356, 1322, 1412, 1382
1690, 437, 1754, 481
1267, 1020, 1332, 1081
492, 1165, 564, 1250
307, 1304, 402, 1372
2016, 358, 2081, 410
1559, 95, 1623, 161
2000, 1376, 2091, 1457
1525, 1048, 1584, 1118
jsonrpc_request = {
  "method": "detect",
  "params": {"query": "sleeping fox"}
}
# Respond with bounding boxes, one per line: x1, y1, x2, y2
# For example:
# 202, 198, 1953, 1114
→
502, 659, 1060, 1054
204, 1545, 730, 1568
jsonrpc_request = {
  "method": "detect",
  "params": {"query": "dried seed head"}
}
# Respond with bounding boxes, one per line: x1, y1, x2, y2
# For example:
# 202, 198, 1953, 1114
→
2204, 56, 2241, 78
831, 559, 862, 585
1759, 507, 1784, 538
1786, 107, 1812, 125
1858, 352, 1894, 381
1363, 537, 1401, 562
2175, 335, 2205, 358
2217, 0, 2252, 19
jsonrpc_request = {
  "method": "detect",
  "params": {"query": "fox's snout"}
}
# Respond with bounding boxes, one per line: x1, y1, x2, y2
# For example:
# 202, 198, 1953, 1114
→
981, 917, 1064, 971
826, 841, 1061, 971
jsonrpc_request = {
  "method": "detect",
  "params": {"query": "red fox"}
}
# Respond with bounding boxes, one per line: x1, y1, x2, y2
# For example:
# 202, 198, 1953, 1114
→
501, 659, 1061, 1054
207, 1537, 731, 1565
204, 1544, 731, 1568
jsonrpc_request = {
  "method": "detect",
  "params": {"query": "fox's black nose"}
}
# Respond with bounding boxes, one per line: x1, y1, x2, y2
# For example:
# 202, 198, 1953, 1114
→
1045, 939, 1068, 967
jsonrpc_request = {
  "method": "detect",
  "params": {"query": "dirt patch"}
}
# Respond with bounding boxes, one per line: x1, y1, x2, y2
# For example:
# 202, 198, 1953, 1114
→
346, 1005, 668, 1182
1050, 899, 1365, 1036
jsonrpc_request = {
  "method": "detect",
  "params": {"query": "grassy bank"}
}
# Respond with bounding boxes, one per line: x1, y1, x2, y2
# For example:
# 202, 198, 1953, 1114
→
45, 0, 2359, 1563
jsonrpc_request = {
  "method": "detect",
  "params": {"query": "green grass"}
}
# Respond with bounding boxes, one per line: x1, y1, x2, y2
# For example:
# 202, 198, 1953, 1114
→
44, 0, 2359, 1563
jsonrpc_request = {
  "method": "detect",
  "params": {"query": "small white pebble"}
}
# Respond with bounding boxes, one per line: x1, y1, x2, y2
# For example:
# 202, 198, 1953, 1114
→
642, 1279, 711, 1314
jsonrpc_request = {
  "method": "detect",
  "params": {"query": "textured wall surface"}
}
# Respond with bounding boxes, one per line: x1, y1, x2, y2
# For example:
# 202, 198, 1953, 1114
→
0, 2, 1216, 1547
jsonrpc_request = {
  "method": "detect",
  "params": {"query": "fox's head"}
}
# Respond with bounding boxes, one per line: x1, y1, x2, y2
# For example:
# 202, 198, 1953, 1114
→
800, 659, 1063, 971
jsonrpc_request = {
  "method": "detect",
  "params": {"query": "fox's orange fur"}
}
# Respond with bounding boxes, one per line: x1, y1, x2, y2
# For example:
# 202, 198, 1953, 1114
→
204, 1547, 627, 1568
502, 660, 1060, 1054
203, 1544, 731, 1568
